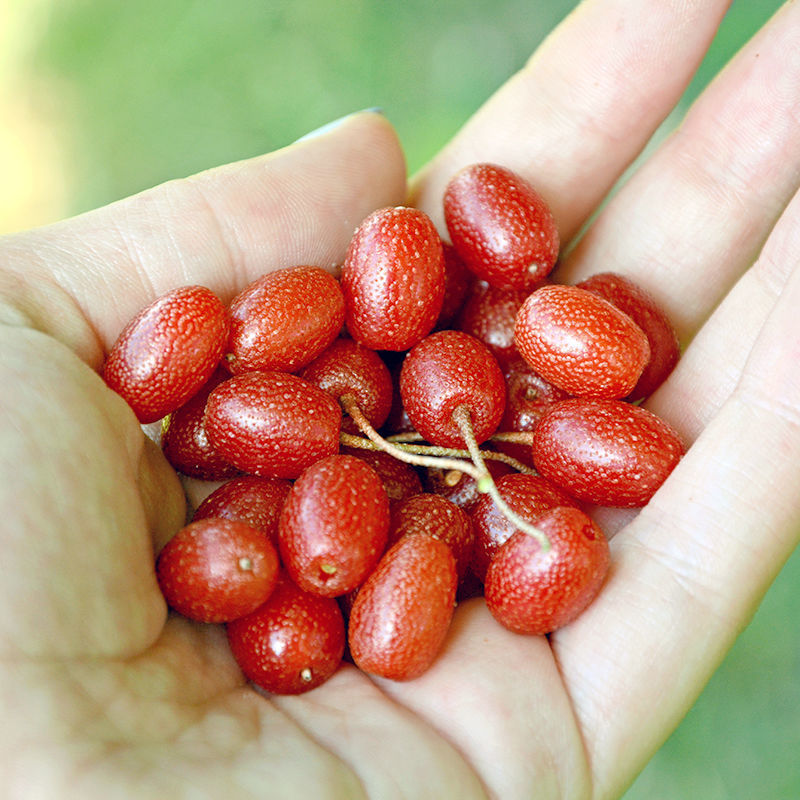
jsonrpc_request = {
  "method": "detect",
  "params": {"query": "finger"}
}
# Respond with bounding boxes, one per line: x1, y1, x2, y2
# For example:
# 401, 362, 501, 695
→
560, 0, 800, 340
411, 0, 731, 240
0, 110, 406, 367
550, 240, 800, 798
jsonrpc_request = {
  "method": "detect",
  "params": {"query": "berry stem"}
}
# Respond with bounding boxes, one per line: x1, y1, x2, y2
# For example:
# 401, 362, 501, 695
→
489, 431, 535, 445
451, 405, 551, 552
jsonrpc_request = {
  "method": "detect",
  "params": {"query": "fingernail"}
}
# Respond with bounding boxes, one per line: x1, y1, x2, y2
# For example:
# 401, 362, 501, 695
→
294, 107, 384, 143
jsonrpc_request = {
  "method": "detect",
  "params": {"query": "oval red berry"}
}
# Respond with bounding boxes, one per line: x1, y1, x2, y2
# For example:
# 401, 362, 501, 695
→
515, 283, 650, 399
532, 397, 685, 507
444, 162, 559, 291
102, 284, 229, 423
204, 371, 342, 479
156, 518, 279, 624
342, 206, 445, 351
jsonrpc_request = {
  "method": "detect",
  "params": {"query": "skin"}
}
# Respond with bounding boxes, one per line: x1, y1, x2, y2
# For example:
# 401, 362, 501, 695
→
2, 0, 800, 797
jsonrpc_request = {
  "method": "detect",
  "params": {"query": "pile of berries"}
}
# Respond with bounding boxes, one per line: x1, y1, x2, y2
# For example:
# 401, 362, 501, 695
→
103, 163, 684, 695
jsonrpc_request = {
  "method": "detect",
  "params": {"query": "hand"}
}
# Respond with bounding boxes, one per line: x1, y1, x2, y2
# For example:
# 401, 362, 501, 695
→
2, 1, 799, 798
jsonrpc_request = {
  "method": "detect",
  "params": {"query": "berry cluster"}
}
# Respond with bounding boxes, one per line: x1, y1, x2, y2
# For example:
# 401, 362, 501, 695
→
102, 162, 684, 695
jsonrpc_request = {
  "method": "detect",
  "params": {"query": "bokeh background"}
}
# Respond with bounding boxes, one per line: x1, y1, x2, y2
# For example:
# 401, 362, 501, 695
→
3, 1, 798, 797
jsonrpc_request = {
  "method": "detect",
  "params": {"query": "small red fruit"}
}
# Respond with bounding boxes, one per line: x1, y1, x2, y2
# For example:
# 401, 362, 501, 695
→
227, 572, 346, 695
278, 455, 390, 597
156, 518, 279, 624
102, 284, 229, 423
484, 506, 610, 635
348, 532, 457, 681
225, 266, 345, 374
532, 397, 685, 507
515, 283, 650, 399
204, 371, 341, 479
341, 206, 445, 351
444, 162, 559, 291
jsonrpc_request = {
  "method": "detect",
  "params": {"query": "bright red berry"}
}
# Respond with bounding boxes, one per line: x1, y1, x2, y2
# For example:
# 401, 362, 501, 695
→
532, 397, 685, 507
515, 283, 650, 399
348, 532, 457, 681
102, 284, 229, 423
444, 163, 559, 291
156, 518, 279, 624
225, 266, 345, 374
484, 506, 610, 635
341, 206, 445, 351
399, 329, 506, 449
278, 454, 390, 597
204, 371, 342, 479
227, 572, 345, 695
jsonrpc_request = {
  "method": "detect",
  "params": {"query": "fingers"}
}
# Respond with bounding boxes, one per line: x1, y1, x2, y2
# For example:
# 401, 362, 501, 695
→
550, 193, 800, 798
0, 110, 406, 366
560, 0, 800, 341
411, 0, 731, 239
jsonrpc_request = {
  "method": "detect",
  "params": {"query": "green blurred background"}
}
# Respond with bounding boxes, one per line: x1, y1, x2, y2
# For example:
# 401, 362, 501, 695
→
3, 1, 799, 797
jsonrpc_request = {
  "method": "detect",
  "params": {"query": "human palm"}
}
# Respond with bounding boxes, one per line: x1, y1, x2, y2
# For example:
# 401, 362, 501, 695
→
3, 1, 800, 797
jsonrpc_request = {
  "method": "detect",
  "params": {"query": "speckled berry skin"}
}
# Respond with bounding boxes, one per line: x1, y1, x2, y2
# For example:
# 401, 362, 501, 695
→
227, 572, 346, 695
399, 329, 506, 449
532, 398, 685, 508
387, 493, 475, 580
102, 284, 229, 423
484, 506, 610, 635
192, 476, 292, 548
339, 447, 423, 507
444, 163, 559, 291
469, 472, 579, 582
204, 371, 341, 479
156, 518, 279, 624
225, 266, 345, 374
515, 284, 650, 399
577, 272, 680, 401
299, 338, 393, 434
278, 454, 390, 597
341, 206, 445, 351
348, 532, 457, 681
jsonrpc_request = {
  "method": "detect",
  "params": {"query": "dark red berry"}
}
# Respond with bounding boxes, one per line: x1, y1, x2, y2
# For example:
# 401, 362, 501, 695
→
424, 457, 514, 515
227, 572, 345, 695
339, 447, 423, 506
103, 285, 229, 423
484, 506, 610, 635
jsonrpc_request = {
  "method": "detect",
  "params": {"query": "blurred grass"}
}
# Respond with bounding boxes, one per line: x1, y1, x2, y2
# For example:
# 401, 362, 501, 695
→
8, 0, 800, 797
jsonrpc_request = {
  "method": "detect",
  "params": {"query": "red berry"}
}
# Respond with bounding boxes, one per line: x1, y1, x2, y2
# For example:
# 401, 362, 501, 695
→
225, 266, 345, 374
456, 281, 537, 369
532, 397, 685, 507
348, 532, 457, 681
204, 371, 341, 479
399, 329, 506, 449
469, 472, 579, 582
341, 206, 445, 351
161, 368, 239, 481
299, 338, 393, 434
387, 493, 475, 580
484, 506, 610, 635
515, 283, 650, 399
278, 455, 390, 597
103, 285, 229, 423
424, 457, 514, 515
444, 163, 559, 291
227, 572, 345, 695
436, 243, 475, 328
156, 518, 279, 624
577, 272, 680, 401
192, 475, 292, 548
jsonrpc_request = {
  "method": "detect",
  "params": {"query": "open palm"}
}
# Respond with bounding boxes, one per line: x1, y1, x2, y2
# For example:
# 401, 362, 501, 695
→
3, 1, 800, 797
